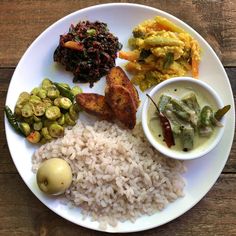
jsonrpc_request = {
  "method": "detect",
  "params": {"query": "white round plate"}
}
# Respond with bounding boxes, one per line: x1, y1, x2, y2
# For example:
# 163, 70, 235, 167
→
5, 3, 235, 233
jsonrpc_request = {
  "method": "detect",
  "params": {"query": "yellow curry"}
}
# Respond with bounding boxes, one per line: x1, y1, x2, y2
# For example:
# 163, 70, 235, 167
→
119, 16, 201, 91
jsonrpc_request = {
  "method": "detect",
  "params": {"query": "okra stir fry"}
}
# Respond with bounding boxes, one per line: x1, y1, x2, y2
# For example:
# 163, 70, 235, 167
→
150, 92, 230, 151
5, 78, 82, 144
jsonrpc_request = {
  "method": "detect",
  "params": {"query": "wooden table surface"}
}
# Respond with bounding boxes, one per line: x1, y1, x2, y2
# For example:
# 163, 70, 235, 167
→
0, 1, 235, 235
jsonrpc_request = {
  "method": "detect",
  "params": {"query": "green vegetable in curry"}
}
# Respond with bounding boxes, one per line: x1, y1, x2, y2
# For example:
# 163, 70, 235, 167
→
152, 92, 230, 151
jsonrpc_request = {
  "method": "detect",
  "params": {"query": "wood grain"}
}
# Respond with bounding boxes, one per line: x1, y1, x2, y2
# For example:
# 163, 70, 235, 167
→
0, 173, 235, 236
0, 1, 236, 235
0, 0, 236, 66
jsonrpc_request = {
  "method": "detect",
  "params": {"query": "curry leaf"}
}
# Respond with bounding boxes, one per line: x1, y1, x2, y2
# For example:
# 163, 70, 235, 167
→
163, 52, 174, 69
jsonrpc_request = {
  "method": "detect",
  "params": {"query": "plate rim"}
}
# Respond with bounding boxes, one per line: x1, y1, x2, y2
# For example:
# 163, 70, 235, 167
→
4, 2, 235, 233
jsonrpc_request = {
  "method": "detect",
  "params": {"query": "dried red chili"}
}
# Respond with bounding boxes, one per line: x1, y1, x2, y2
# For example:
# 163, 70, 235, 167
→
146, 94, 175, 148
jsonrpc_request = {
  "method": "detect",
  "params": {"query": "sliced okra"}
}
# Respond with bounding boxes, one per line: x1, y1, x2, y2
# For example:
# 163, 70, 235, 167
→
49, 124, 64, 138
47, 87, 60, 100
26, 131, 41, 143
158, 94, 171, 113
39, 137, 47, 144
72, 103, 82, 113
71, 85, 83, 96
42, 98, 53, 108
69, 104, 79, 120
33, 102, 45, 116
42, 78, 53, 89
64, 112, 76, 126
16, 92, 30, 107
180, 126, 194, 151
19, 122, 31, 136
43, 119, 58, 127
53, 97, 61, 107
14, 106, 22, 117
45, 106, 61, 120
41, 127, 53, 140
29, 95, 41, 104
200, 105, 213, 126
38, 89, 47, 99
24, 116, 34, 125
181, 92, 201, 114
33, 115, 41, 122
33, 121, 43, 131
59, 97, 72, 110
21, 103, 34, 118
31, 87, 40, 96
164, 110, 182, 135
57, 114, 65, 125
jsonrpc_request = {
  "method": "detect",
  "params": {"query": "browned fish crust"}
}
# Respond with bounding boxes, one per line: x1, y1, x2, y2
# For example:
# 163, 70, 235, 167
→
105, 85, 137, 129
106, 66, 140, 109
76, 93, 113, 120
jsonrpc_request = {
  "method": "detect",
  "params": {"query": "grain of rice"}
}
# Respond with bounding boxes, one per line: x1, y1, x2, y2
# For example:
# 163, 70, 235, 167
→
32, 120, 186, 229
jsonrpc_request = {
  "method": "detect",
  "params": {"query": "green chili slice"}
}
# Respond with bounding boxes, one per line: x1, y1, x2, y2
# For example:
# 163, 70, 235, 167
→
4, 105, 25, 136
214, 105, 231, 121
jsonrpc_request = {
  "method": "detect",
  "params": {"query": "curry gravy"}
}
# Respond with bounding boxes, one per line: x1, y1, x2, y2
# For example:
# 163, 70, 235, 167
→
147, 83, 220, 153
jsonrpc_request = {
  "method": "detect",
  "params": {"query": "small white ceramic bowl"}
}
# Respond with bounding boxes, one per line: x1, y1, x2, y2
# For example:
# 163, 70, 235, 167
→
142, 77, 226, 160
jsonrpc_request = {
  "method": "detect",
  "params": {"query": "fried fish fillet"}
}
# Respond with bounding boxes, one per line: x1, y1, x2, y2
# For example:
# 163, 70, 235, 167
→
76, 67, 140, 129
106, 66, 140, 109
76, 93, 113, 120
105, 85, 137, 129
